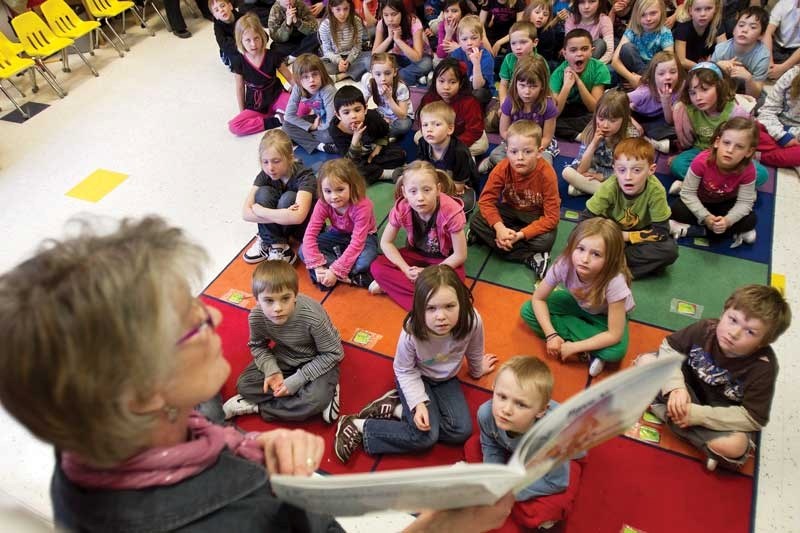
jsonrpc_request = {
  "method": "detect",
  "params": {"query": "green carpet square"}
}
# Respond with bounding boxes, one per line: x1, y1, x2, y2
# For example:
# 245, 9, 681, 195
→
367, 183, 396, 228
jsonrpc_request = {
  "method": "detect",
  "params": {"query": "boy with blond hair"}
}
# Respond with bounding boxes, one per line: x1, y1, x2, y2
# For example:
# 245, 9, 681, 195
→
498, 21, 548, 104
449, 14, 496, 106
637, 285, 791, 471
223, 260, 343, 423
583, 137, 678, 279
469, 121, 560, 278
416, 101, 480, 212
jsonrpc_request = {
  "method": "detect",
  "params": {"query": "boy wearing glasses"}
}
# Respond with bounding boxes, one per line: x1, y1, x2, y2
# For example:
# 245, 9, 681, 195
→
223, 260, 343, 423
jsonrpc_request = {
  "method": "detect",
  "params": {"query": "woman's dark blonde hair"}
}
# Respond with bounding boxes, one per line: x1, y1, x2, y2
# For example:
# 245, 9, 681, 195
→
404, 264, 475, 341
560, 218, 631, 308
293, 54, 335, 98
394, 160, 455, 200
325, 0, 360, 51
579, 89, 633, 146
708, 117, 759, 173
0, 216, 206, 468
641, 51, 686, 100
509, 55, 551, 117
234, 12, 267, 55
317, 158, 367, 205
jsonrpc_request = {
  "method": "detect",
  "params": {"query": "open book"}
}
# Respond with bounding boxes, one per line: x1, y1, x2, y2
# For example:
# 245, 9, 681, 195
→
271, 354, 682, 516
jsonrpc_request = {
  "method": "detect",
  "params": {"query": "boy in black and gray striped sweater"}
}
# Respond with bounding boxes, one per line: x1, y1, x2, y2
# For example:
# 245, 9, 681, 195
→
223, 260, 343, 423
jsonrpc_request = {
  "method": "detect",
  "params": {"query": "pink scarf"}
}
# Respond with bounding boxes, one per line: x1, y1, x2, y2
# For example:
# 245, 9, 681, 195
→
62, 411, 264, 490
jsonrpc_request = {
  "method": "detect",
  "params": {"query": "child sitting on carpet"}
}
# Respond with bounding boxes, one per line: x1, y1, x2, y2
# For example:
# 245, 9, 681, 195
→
369, 161, 468, 310
222, 260, 344, 423
635, 284, 791, 471
241, 129, 316, 265
610, 0, 674, 88
668, 118, 759, 247
299, 158, 379, 291
583, 138, 678, 279
627, 51, 683, 153
361, 53, 414, 138
282, 54, 338, 154
520, 218, 635, 377
710, 6, 770, 101
469, 121, 560, 278
415, 101, 480, 213
474, 356, 578, 529
333, 264, 498, 463
755, 65, 800, 169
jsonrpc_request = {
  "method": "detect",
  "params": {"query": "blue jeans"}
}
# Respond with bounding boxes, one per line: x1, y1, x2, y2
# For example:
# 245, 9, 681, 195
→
619, 42, 646, 75
396, 54, 433, 86
362, 376, 473, 455
255, 189, 307, 245
298, 229, 379, 275
389, 117, 413, 137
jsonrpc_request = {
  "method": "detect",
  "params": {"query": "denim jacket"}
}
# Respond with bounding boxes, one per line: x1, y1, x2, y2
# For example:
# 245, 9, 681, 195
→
51, 450, 343, 533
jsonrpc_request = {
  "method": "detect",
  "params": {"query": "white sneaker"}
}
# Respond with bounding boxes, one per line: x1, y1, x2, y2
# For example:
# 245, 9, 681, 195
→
478, 157, 494, 174
589, 357, 605, 377
567, 184, 583, 197
669, 219, 690, 239
222, 394, 258, 419
668, 180, 683, 195
706, 457, 718, 471
740, 229, 757, 244
322, 384, 340, 424
368, 280, 384, 295
647, 137, 670, 154
267, 245, 297, 264
242, 237, 268, 264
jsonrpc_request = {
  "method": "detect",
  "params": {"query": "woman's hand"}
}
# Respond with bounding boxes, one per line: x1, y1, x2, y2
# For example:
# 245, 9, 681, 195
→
258, 428, 324, 476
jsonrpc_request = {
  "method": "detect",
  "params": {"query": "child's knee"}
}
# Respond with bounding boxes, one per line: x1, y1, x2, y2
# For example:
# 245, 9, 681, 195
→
254, 186, 279, 207
707, 432, 750, 460
633, 352, 658, 367
277, 191, 297, 208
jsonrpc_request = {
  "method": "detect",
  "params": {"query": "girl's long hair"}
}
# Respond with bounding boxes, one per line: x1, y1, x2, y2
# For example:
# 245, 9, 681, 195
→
509, 55, 551, 117
369, 53, 400, 108
316, 158, 367, 205
234, 12, 267, 56
570, 0, 609, 24
326, 0, 360, 51
293, 54, 335, 98
424, 57, 470, 102
379, 0, 412, 40
559, 218, 631, 308
675, 0, 722, 49
404, 264, 476, 341
578, 89, 633, 147
679, 67, 734, 112
627, 0, 665, 36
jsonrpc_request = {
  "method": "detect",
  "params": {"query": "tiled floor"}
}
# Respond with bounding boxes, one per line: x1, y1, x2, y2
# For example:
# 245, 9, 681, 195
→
0, 14, 799, 532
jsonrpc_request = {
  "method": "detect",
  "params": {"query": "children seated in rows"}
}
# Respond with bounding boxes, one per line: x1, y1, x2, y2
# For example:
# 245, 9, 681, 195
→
636, 285, 791, 471
241, 130, 316, 265
223, 260, 343, 423
282, 54, 338, 154
583, 138, 678, 279
470, 121, 560, 278
521, 218, 635, 378
329, 85, 407, 184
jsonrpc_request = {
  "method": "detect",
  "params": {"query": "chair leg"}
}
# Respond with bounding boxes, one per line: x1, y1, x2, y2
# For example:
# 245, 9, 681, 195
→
61, 49, 71, 73
145, 1, 171, 31
97, 27, 124, 57
70, 45, 99, 77
6, 77, 26, 97
28, 68, 39, 93
130, 8, 155, 36
35, 61, 68, 98
105, 18, 130, 52
0, 83, 30, 119
89, 31, 95, 56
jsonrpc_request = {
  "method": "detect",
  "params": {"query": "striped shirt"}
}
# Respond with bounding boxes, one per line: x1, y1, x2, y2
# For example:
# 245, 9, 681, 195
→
248, 294, 343, 384
318, 17, 365, 66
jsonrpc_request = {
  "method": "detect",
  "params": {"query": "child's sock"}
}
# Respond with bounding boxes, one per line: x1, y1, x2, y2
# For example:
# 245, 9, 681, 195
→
392, 404, 403, 419
353, 418, 365, 431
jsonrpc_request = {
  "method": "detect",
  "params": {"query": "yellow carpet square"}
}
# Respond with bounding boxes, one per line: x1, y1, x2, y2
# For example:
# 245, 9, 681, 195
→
66, 169, 128, 203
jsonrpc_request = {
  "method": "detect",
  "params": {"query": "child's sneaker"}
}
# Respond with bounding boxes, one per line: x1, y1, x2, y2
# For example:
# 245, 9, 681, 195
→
730, 229, 757, 248
368, 280, 384, 295
242, 237, 268, 264
567, 184, 583, 197
668, 180, 683, 195
478, 157, 494, 174
358, 389, 401, 419
705, 457, 718, 471
588, 357, 605, 377
349, 271, 374, 288
222, 394, 259, 419
267, 245, 297, 264
525, 252, 549, 280
647, 137, 670, 154
334, 415, 363, 463
320, 143, 339, 154
668, 220, 706, 239
322, 384, 340, 424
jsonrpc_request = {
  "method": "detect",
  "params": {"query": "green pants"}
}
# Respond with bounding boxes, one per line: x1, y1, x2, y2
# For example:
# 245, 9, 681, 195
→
520, 290, 629, 362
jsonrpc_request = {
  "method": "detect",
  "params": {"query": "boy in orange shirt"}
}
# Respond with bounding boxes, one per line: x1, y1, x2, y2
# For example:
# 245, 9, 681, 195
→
468, 120, 561, 278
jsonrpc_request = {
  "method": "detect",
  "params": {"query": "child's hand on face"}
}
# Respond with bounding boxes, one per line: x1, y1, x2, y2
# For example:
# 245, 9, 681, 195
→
591, 129, 605, 145
413, 403, 431, 431
546, 335, 564, 358
467, 46, 481, 64
351, 121, 366, 143
391, 27, 402, 42
667, 388, 691, 426
444, 19, 457, 38
286, 5, 296, 24
479, 353, 499, 376
657, 81, 673, 100
264, 372, 286, 394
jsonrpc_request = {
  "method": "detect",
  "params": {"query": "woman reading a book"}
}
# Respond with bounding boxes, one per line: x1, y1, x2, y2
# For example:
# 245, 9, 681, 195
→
0, 215, 512, 533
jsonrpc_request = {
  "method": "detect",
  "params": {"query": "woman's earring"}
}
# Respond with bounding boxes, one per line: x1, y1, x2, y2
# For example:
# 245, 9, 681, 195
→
163, 405, 179, 423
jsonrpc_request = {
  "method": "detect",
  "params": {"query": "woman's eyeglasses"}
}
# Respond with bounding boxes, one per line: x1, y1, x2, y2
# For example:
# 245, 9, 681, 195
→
176, 300, 216, 346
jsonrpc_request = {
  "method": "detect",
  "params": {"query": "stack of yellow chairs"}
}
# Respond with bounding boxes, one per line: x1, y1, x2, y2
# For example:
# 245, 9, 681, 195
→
12, 11, 99, 80
42, 0, 125, 59
82, 0, 154, 53
0, 35, 66, 119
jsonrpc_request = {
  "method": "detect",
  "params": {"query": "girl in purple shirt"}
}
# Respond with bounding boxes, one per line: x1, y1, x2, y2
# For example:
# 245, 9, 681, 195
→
629, 51, 684, 148
300, 159, 379, 291
333, 264, 497, 463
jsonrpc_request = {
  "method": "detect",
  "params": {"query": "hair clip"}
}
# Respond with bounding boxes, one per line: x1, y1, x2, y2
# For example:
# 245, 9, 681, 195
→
690, 61, 723, 80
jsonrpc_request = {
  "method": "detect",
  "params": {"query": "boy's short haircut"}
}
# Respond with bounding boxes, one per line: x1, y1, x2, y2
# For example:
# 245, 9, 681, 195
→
457, 14, 484, 38
252, 260, 299, 298
333, 84, 367, 113
509, 21, 538, 41
614, 138, 655, 165
724, 285, 791, 344
736, 6, 768, 35
419, 101, 456, 126
564, 28, 593, 47
497, 356, 554, 410
208, 0, 231, 10
506, 120, 543, 147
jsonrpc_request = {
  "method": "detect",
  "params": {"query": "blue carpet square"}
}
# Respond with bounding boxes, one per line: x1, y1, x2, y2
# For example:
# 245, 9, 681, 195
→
1, 101, 49, 123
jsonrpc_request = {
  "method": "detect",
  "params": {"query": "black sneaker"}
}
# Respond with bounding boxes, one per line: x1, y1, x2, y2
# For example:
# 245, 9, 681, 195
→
321, 143, 339, 154
349, 271, 374, 288
525, 252, 549, 279
357, 389, 400, 419
264, 116, 282, 130
267, 246, 297, 265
